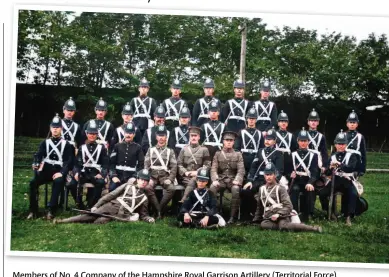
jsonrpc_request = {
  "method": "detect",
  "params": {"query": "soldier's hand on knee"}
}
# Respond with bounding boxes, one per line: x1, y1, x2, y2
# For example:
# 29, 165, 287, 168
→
200, 216, 209, 227
112, 177, 120, 183
164, 179, 172, 185
128, 177, 136, 184
74, 173, 79, 181
91, 207, 97, 212
305, 184, 314, 191
232, 180, 239, 186
52, 173, 63, 180
95, 174, 103, 179
290, 171, 296, 179
190, 171, 197, 177
271, 213, 280, 221
243, 182, 252, 190
212, 181, 220, 187
321, 167, 326, 174
184, 213, 192, 223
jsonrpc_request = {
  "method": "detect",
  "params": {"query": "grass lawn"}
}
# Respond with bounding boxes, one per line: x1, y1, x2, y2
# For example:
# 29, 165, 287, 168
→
8, 137, 389, 264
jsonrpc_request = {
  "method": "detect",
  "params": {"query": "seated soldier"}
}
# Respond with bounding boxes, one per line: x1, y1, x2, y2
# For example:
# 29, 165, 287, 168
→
109, 122, 144, 192
210, 130, 245, 224
322, 130, 359, 226
74, 120, 109, 209
168, 104, 191, 157
177, 126, 211, 203
290, 127, 319, 222
54, 169, 155, 224
27, 114, 74, 220
253, 162, 322, 233
178, 167, 226, 229
144, 125, 178, 218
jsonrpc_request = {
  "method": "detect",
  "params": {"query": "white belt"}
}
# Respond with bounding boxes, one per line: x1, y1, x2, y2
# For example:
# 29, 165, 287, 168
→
68, 141, 76, 146
276, 147, 291, 153
228, 115, 245, 121
335, 172, 354, 178
296, 171, 310, 177
257, 116, 271, 121
198, 114, 209, 119
116, 165, 136, 171
265, 203, 283, 211
175, 144, 187, 148
166, 116, 179, 121
133, 113, 150, 118
241, 149, 258, 153
44, 158, 63, 166
204, 142, 222, 147
346, 149, 361, 156
83, 163, 101, 170
150, 166, 170, 173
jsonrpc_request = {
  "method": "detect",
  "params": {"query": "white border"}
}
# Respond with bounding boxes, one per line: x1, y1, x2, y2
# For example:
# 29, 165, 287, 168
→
5, 2, 389, 271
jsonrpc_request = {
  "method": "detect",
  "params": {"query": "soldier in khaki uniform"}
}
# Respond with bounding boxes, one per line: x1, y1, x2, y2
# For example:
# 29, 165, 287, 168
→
177, 126, 211, 203
54, 169, 155, 224
210, 130, 245, 224
253, 162, 322, 233
144, 125, 178, 217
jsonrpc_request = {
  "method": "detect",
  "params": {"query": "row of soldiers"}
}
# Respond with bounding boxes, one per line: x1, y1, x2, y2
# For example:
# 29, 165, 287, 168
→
26, 77, 367, 228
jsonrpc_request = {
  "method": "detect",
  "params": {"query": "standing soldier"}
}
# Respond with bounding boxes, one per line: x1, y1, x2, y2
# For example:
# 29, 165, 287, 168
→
82, 97, 115, 151
241, 129, 284, 222
234, 106, 264, 178
177, 126, 211, 203
162, 78, 188, 131
178, 167, 226, 229
110, 102, 142, 147
75, 120, 110, 209
168, 104, 191, 157
323, 130, 358, 226
192, 78, 222, 127
254, 81, 278, 136
345, 110, 367, 178
141, 104, 170, 155
200, 100, 225, 160
222, 79, 250, 134
144, 125, 178, 218
210, 131, 245, 224
289, 128, 319, 222
61, 97, 82, 152
129, 77, 157, 137
109, 122, 145, 192
27, 114, 74, 220
275, 110, 298, 188
54, 169, 155, 224
252, 162, 322, 233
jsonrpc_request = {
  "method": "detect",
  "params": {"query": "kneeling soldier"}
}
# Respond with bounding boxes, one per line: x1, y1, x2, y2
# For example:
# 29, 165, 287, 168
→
323, 130, 358, 226
210, 130, 245, 224
54, 169, 155, 224
289, 128, 319, 221
144, 125, 178, 217
27, 114, 74, 220
253, 162, 322, 233
74, 120, 109, 208
109, 122, 145, 192
177, 126, 211, 203
178, 167, 226, 228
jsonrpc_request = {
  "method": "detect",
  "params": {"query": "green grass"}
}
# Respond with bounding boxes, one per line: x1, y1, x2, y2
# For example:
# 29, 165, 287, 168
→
9, 137, 389, 263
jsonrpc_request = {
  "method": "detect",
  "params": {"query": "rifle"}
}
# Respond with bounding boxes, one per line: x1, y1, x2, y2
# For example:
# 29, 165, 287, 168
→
287, 177, 295, 194
72, 208, 134, 222
328, 167, 338, 220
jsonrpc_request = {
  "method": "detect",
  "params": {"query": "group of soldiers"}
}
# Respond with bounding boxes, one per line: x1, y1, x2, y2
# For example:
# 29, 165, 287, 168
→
26, 77, 368, 231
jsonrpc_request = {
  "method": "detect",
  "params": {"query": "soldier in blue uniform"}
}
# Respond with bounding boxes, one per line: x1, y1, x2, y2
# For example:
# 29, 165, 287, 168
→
109, 122, 145, 192
61, 97, 82, 152
322, 130, 359, 226
75, 120, 110, 208
200, 99, 225, 161
178, 167, 226, 228
192, 78, 222, 127
129, 78, 157, 137
162, 79, 188, 131
222, 79, 251, 134
289, 128, 319, 221
110, 102, 142, 148
168, 104, 191, 157
254, 81, 278, 136
82, 98, 115, 151
27, 114, 74, 220
345, 110, 367, 177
